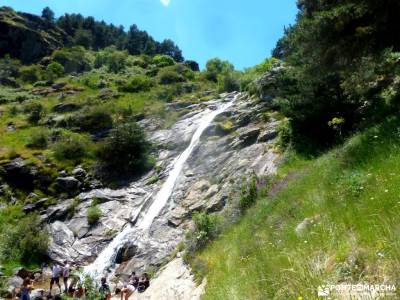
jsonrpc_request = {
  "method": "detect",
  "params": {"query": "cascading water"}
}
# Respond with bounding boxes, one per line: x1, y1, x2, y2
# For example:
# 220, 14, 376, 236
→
84, 95, 237, 278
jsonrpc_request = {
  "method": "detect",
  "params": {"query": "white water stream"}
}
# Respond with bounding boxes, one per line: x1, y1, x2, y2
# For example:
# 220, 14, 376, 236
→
84, 96, 236, 278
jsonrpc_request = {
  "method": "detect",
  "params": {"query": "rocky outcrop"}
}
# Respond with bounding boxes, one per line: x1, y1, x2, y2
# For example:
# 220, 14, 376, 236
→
0, 7, 67, 63
46, 93, 281, 293
134, 257, 206, 300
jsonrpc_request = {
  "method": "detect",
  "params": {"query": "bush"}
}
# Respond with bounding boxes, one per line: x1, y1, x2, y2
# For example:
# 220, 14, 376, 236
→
186, 212, 219, 251
152, 55, 175, 67
0, 213, 48, 264
66, 107, 113, 133
118, 75, 154, 93
218, 72, 240, 93
46, 62, 64, 80
94, 48, 128, 73
26, 129, 49, 149
52, 135, 89, 161
239, 176, 258, 210
97, 122, 150, 175
25, 102, 44, 125
204, 58, 234, 82
87, 205, 102, 225
53, 47, 92, 74
19, 65, 42, 83
158, 64, 193, 85
184, 60, 200, 72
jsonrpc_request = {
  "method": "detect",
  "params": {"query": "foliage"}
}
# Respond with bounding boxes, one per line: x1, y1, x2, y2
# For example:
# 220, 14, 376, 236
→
26, 129, 49, 149
46, 62, 65, 80
52, 47, 91, 74
0, 211, 48, 264
97, 122, 151, 175
197, 117, 400, 299
66, 107, 113, 133
204, 58, 234, 82
25, 102, 44, 125
118, 75, 154, 93
19, 65, 42, 83
52, 135, 89, 161
158, 64, 194, 84
238, 176, 258, 210
94, 47, 128, 73
271, 0, 400, 148
41, 7, 55, 23
152, 55, 175, 67
87, 205, 102, 226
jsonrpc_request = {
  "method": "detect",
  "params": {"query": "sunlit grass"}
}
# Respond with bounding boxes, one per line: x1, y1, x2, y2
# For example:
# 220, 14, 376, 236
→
198, 117, 400, 299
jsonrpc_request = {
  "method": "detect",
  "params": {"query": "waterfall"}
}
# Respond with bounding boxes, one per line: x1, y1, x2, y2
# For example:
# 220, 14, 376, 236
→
84, 95, 237, 278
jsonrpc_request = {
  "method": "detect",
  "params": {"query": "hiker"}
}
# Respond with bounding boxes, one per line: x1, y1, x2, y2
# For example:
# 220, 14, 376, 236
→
62, 260, 70, 293
20, 277, 33, 300
99, 277, 111, 300
49, 264, 62, 294
137, 273, 150, 293
120, 272, 138, 300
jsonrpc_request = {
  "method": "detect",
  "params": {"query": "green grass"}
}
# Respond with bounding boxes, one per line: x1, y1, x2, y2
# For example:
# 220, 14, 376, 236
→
197, 117, 400, 299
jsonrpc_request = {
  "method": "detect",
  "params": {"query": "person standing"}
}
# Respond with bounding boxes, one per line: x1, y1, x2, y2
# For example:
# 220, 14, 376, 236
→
49, 264, 62, 295
21, 277, 33, 300
62, 260, 70, 293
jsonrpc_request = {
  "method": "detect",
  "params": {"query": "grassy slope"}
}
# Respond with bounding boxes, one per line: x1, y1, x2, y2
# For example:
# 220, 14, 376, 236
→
198, 117, 400, 299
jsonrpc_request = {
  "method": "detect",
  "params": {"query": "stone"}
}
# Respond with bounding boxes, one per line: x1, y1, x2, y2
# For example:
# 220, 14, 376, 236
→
55, 177, 81, 195
13, 267, 32, 279
2, 158, 35, 189
258, 128, 278, 143
72, 166, 87, 180
52, 103, 80, 113
22, 198, 48, 213
115, 243, 138, 264
51, 82, 67, 90
30, 289, 45, 300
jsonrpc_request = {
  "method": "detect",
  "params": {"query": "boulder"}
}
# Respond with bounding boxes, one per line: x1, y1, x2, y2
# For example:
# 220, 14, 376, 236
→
2, 158, 35, 189
72, 166, 87, 180
52, 103, 80, 113
14, 267, 33, 279
55, 177, 81, 195
51, 82, 67, 90
22, 198, 48, 213
258, 128, 278, 143
30, 289, 45, 300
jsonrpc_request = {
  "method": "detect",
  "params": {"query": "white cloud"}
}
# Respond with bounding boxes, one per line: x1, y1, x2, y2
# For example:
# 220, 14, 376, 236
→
160, 0, 171, 6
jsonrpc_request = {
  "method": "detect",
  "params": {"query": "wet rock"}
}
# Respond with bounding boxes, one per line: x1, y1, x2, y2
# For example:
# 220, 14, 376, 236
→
42, 198, 74, 222
52, 103, 80, 113
31, 289, 45, 300
115, 244, 138, 264
231, 127, 260, 148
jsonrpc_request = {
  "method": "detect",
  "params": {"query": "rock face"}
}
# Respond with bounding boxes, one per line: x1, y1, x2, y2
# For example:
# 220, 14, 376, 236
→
46, 92, 281, 297
0, 7, 67, 63
134, 257, 205, 300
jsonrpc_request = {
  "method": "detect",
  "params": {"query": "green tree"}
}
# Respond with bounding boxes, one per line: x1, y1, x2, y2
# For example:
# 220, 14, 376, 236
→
46, 62, 64, 80
41, 7, 55, 23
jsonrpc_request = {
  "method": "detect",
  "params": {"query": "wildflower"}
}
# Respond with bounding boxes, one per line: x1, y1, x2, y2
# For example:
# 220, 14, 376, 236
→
374, 135, 378, 139
385, 189, 389, 193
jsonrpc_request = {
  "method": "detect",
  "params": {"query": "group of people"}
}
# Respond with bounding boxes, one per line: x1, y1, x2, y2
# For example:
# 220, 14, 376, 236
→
19, 261, 150, 300
118, 272, 150, 300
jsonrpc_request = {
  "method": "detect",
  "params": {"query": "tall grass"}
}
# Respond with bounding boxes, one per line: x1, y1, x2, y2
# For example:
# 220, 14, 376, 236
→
198, 117, 400, 299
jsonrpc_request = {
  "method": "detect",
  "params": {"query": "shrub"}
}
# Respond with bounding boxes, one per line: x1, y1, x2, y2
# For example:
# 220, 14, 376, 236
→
152, 55, 175, 67
157, 64, 193, 85
204, 58, 234, 82
53, 47, 92, 74
46, 62, 64, 80
218, 72, 240, 92
0, 213, 48, 264
26, 129, 49, 149
19, 65, 42, 83
94, 48, 127, 73
186, 212, 220, 251
239, 176, 258, 210
184, 60, 200, 72
25, 102, 44, 125
97, 122, 150, 175
118, 76, 154, 93
67, 107, 113, 133
87, 205, 102, 226
52, 136, 89, 161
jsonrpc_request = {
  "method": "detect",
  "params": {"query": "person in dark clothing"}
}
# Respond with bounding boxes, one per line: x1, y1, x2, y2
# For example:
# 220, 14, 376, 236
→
120, 272, 138, 300
20, 277, 33, 300
137, 273, 150, 293
99, 277, 111, 300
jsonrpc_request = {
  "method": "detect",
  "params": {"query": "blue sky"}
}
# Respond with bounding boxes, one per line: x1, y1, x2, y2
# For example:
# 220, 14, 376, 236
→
2, 0, 297, 69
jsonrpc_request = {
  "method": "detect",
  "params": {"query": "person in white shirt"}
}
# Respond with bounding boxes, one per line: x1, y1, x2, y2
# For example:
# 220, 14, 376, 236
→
62, 260, 71, 293
49, 264, 62, 294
